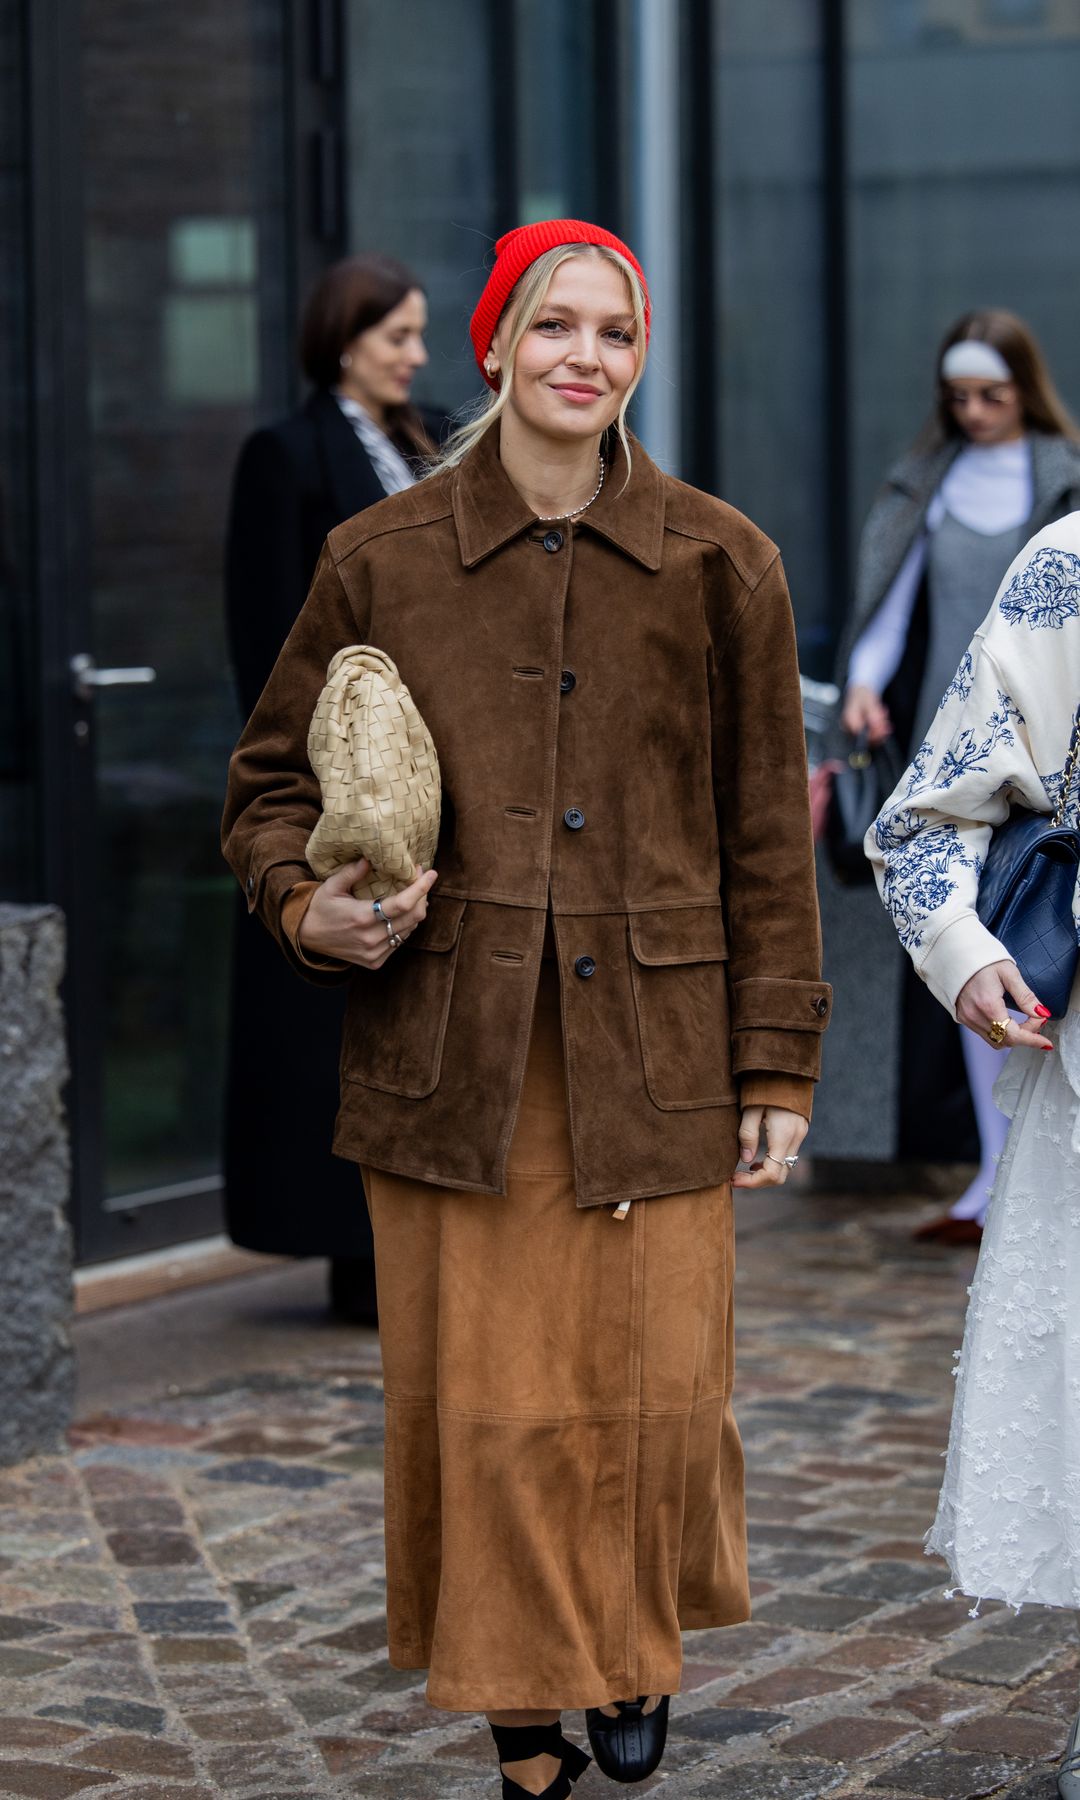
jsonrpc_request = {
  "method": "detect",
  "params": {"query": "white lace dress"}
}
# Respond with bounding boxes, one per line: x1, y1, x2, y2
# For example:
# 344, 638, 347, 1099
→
865, 515, 1080, 1610
927, 1000, 1080, 1607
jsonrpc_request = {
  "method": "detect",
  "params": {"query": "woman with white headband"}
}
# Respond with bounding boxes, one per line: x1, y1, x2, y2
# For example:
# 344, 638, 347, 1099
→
830, 310, 1080, 1240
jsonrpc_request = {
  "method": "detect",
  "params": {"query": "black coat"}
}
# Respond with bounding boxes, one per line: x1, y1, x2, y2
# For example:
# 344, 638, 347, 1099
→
223, 390, 410, 1255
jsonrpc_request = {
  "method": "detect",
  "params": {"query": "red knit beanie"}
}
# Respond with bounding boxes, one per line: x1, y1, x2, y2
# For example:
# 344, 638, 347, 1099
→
470, 219, 651, 388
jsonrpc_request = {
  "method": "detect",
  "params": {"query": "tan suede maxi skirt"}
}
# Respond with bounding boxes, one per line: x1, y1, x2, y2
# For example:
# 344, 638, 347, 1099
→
362, 959, 749, 1713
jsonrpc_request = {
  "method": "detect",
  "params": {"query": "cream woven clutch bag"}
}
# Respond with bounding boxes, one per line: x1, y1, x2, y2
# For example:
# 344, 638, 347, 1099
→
305, 645, 441, 905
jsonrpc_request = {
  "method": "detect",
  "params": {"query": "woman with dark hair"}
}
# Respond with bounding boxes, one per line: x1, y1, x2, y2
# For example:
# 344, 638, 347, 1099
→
222, 219, 828, 1793
224, 254, 438, 1321
827, 309, 1080, 1239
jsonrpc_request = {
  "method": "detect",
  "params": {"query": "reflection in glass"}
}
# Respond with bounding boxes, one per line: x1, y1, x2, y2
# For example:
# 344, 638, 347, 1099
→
80, 0, 289, 1201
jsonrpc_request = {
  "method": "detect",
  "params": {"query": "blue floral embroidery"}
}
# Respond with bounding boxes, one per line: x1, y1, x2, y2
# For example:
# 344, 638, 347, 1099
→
904, 738, 934, 799
933, 689, 1023, 789
999, 547, 1080, 630
875, 810, 982, 950
939, 651, 974, 710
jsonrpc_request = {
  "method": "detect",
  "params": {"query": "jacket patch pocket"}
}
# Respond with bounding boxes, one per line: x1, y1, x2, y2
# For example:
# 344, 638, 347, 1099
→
628, 907, 736, 1110
342, 894, 466, 1100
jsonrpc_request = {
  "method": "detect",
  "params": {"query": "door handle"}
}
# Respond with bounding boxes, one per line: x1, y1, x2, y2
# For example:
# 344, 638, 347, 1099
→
70, 653, 157, 702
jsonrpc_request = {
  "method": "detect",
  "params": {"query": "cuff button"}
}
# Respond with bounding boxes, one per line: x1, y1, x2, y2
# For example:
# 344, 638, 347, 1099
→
813, 996, 829, 1017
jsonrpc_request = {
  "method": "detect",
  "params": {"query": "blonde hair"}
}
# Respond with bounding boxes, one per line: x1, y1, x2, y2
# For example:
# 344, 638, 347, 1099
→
437, 244, 649, 478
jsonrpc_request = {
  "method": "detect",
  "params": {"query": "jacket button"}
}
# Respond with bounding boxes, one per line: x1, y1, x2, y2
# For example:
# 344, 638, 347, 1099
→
542, 529, 564, 553
560, 669, 576, 694
563, 807, 585, 831
813, 995, 829, 1017
574, 954, 596, 979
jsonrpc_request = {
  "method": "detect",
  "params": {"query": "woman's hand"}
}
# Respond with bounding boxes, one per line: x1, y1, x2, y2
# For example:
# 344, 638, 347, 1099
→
298, 858, 438, 968
733, 1106, 809, 1188
956, 959, 1054, 1050
841, 684, 892, 746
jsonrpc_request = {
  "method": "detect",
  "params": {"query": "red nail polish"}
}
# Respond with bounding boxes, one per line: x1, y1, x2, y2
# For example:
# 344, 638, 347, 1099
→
1034, 1004, 1052, 1019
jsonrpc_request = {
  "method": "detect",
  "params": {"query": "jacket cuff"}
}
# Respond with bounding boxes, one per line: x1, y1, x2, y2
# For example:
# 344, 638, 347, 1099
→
243, 849, 351, 987
730, 976, 832, 1081
919, 913, 1012, 1018
280, 881, 351, 975
739, 1072, 814, 1123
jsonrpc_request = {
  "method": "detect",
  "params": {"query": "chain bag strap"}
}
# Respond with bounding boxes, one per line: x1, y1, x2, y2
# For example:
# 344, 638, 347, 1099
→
1051, 699, 1080, 829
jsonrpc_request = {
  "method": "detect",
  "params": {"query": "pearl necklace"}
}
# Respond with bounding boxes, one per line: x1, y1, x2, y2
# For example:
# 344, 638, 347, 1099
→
536, 454, 605, 522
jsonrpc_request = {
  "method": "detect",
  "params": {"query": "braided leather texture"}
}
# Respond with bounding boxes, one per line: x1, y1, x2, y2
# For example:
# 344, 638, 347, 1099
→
305, 645, 441, 905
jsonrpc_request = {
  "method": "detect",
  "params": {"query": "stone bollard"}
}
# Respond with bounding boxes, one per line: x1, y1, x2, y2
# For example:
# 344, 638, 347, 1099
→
0, 905, 74, 1462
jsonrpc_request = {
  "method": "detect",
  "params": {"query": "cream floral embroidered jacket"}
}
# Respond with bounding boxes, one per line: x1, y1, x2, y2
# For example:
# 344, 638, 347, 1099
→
867, 511, 1080, 1019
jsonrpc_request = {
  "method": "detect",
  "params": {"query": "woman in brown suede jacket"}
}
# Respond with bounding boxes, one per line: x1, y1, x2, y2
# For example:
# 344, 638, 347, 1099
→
222, 220, 829, 1798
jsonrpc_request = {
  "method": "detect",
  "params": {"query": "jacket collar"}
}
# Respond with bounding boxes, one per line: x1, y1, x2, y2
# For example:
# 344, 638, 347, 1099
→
452, 423, 666, 571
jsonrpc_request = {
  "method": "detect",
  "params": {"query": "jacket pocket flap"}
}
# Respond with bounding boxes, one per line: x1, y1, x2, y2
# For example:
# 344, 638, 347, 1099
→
412, 893, 467, 953
629, 906, 728, 965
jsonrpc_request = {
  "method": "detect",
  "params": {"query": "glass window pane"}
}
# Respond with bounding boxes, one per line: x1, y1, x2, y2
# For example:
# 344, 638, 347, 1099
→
713, 1, 830, 671
511, 1, 599, 223
848, 0, 1080, 538
81, 0, 290, 1201
345, 0, 501, 416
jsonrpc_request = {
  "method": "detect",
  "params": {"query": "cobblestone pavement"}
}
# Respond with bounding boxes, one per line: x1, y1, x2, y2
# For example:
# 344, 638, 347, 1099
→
0, 1188, 1075, 1800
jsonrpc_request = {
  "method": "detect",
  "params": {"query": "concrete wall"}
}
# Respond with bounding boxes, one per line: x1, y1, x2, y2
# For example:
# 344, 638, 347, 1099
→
0, 905, 74, 1462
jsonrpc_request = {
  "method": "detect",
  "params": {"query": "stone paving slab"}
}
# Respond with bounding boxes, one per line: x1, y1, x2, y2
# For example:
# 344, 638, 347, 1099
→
0, 1188, 1076, 1798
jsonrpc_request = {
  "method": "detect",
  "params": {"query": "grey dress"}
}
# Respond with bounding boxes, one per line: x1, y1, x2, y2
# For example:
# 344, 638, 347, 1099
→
914, 512, 1027, 747
815, 432, 1080, 1163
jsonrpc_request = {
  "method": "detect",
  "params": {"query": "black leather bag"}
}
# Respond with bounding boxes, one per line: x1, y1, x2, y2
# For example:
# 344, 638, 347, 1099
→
825, 731, 905, 886
976, 777, 1080, 1021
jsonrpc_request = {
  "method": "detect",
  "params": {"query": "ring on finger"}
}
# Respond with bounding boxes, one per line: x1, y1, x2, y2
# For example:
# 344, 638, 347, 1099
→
987, 1018, 1010, 1048
372, 898, 385, 922
389, 930, 404, 950
764, 1153, 788, 1172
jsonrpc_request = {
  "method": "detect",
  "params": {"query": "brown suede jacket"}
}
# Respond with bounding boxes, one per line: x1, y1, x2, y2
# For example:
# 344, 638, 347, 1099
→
221, 427, 831, 1206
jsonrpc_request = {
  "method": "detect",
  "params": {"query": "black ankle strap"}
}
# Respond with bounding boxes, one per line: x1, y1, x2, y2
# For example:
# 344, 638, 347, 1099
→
490, 1719, 563, 1763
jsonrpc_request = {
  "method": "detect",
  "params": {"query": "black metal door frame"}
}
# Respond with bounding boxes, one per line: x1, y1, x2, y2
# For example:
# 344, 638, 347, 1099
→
25, 0, 341, 1263
25, 0, 106, 1261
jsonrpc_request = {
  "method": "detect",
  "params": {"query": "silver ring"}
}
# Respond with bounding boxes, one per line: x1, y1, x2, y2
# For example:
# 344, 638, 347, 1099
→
389, 931, 404, 950
372, 899, 385, 920
381, 916, 396, 941
784, 1155, 800, 1168
764, 1153, 787, 1170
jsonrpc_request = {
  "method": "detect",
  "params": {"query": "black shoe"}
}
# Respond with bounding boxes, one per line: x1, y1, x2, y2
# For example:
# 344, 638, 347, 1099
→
328, 1256, 378, 1326
585, 1695, 670, 1783
489, 1720, 590, 1799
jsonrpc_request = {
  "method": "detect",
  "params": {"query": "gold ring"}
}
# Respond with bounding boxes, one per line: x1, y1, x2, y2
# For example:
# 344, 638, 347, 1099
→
987, 1019, 1009, 1048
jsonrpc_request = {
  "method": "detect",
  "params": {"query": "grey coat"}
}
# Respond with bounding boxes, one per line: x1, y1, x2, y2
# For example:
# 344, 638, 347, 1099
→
815, 430, 1080, 1162
833, 432, 1080, 705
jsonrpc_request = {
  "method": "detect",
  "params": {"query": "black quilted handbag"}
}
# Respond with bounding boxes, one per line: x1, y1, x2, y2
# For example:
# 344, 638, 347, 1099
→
825, 730, 905, 886
975, 706, 1080, 1019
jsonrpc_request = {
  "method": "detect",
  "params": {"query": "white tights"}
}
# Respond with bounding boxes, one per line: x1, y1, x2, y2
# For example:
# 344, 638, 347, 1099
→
949, 1028, 1011, 1225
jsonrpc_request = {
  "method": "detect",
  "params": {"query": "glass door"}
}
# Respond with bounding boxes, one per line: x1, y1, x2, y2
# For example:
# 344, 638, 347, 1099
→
66, 0, 292, 1261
